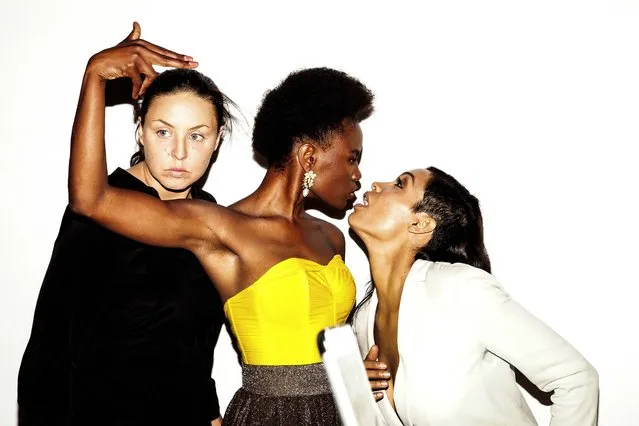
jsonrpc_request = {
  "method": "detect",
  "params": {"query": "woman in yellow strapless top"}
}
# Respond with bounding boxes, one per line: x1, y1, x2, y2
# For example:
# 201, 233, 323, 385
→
67, 23, 374, 425
224, 255, 356, 423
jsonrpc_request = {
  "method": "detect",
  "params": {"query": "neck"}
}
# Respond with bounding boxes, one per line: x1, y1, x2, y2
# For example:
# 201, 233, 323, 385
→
249, 167, 306, 220
366, 242, 416, 313
128, 163, 192, 200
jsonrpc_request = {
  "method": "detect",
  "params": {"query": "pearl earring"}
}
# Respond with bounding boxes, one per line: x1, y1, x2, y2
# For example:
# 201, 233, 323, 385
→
302, 170, 317, 197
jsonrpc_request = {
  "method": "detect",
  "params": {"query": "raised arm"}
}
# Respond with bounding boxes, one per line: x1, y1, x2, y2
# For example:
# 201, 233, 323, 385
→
458, 268, 599, 426
68, 23, 220, 251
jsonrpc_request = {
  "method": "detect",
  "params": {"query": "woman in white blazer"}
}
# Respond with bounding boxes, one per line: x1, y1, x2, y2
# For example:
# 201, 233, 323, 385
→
348, 167, 599, 426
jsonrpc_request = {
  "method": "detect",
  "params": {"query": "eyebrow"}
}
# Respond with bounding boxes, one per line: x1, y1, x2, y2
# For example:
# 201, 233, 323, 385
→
401, 171, 415, 183
152, 119, 210, 131
350, 149, 362, 160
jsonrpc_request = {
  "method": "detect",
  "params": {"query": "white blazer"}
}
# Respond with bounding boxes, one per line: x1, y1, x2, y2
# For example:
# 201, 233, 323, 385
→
353, 260, 599, 426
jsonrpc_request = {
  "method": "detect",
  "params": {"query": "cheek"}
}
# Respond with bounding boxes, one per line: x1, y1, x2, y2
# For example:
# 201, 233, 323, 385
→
188, 144, 214, 168
143, 146, 158, 161
374, 204, 409, 233
323, 167, 351, 188
143, 139, 168, 160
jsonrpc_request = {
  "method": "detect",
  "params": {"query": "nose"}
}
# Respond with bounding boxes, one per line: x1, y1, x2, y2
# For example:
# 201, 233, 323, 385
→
171, 138, 188, 160
352, 165, 362, 182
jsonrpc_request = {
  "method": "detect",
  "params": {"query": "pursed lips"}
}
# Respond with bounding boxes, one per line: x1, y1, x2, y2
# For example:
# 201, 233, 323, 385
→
166, 168, 189, 177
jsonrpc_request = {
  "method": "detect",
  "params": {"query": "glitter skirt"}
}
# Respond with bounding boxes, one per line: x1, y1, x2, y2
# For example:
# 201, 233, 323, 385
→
223, 363, 341, 425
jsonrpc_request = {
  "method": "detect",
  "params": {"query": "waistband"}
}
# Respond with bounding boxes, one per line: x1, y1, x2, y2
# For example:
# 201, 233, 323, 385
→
241, 363, 332, 396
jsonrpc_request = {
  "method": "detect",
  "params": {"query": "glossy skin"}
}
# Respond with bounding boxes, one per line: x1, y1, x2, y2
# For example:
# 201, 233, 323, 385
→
69, 23, 363, 424
69, 22, 362, 308
303, 122, 363, 209
348, 170, 432, 242
349, 169, 434, 404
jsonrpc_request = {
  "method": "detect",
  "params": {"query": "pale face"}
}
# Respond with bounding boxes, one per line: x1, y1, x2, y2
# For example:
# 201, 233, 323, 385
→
348, 168, 432, 242
134, 91, 221, 199
307, 121, 363, 209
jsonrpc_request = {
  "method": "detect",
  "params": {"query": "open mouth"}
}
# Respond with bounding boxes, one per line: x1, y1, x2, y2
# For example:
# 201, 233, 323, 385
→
363, 192, 369, 206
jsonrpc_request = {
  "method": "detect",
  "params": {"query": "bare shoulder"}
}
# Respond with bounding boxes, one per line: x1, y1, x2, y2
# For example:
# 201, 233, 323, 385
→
305, 214, 346, 257
174, 199, 248, 251
176, 198, 238, 224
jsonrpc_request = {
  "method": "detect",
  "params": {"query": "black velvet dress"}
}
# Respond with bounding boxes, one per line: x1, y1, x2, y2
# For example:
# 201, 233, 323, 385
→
18, 168, 225, 426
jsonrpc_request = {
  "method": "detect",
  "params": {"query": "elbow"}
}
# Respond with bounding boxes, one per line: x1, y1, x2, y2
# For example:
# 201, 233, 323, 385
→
68, 189, 102, 219
578, 363, 600, 419
69, 197, 96, 218
583, 362, 599, 390
571, 360, 599, 398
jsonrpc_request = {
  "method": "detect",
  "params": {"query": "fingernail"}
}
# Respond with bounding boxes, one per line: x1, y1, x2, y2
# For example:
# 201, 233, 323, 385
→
190, 61, 198, 67
380, 363, 387, 369
382, 372, 391, 378
381, 381, 388, 387
184, 55, 193, 61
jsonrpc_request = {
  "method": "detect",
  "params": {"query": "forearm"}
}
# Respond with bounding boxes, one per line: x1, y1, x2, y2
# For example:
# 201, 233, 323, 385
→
455, 268, 599, 425
68, 69, 108, 216
548, 361, 599, 426
489, 304, 598, 425
477, 295, 599, 424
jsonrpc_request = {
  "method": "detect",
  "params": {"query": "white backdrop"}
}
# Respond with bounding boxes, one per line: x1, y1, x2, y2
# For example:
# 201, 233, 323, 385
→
1, 0, 638, 424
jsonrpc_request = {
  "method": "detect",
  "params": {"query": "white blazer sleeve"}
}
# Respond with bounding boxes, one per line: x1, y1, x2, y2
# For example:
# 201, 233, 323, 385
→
453, 266, 599, 426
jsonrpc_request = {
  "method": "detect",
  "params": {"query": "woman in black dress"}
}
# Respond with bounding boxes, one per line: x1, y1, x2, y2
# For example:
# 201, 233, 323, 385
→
18, 24, 236, 426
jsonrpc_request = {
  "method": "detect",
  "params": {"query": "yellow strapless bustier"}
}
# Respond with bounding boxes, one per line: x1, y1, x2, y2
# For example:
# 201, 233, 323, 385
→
224, 255, 356, 366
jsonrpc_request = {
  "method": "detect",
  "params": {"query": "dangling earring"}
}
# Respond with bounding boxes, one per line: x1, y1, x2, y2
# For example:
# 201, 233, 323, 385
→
302, 170, 317, 197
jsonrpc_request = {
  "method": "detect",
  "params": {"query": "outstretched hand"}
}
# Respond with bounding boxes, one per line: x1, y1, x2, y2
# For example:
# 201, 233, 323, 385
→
364, 345, 390, 401
85, 22, 197, 99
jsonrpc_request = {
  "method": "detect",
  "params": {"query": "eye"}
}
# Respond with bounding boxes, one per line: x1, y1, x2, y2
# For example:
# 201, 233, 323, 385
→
156, 129, 171, 138
189, 133, 205, 142
395, 177, 404, 188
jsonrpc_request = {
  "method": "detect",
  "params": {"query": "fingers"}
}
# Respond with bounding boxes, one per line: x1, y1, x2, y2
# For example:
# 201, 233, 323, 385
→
127, 45, 196, 99
135, 57, 159, 98
119, 22, 191, 62
365, 345, 379, 361
137, 76, 153, 99
124, 45, 195, 98
131, 22, 141, 40
365, 363, 391, 380
369, 379, 389, 392
364, 360, 388, 371
123, 21, 142, 43
142, 48, 197, 69
127, 48, 156, 98
136, 39, 191, 61
363, 346, 390, 399
130, 70, 143, 100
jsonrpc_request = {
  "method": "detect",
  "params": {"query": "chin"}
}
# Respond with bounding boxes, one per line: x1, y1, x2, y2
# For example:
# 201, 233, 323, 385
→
159, 178, 196, 192
326, 198, 349, 211
347, 211, 360, 228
